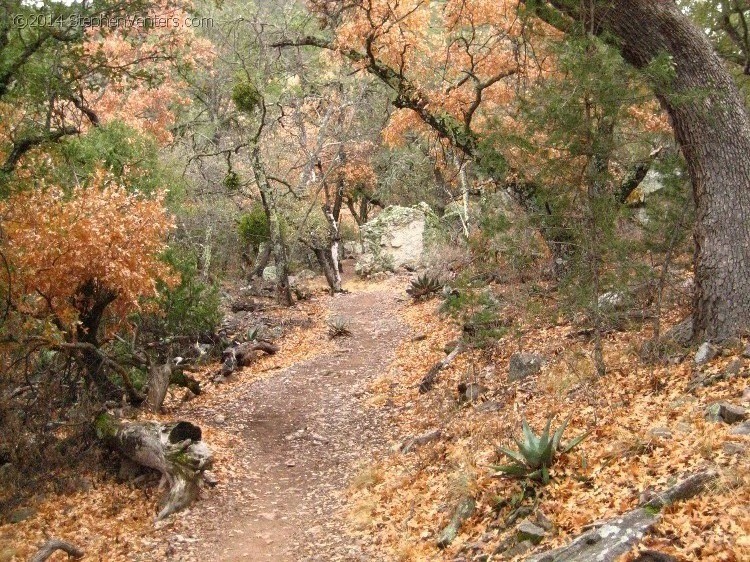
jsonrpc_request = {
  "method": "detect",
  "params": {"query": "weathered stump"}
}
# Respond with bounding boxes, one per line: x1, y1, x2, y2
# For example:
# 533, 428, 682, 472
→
95, 414, 213, 520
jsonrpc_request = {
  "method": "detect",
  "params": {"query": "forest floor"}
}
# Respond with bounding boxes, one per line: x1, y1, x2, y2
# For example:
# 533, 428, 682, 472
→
3, 268, 749, 562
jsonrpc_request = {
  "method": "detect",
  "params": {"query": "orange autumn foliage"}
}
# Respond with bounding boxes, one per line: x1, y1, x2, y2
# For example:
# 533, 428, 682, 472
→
0, 172, 176, 333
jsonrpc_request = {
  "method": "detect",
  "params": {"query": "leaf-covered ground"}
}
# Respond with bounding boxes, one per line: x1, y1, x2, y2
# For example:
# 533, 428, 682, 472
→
349, 285, 749, 561
1, 275, 748, 561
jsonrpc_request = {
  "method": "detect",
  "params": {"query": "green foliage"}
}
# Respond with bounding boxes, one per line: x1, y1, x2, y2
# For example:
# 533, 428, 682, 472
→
441, 288, 508, 348
238, 203, 271, 249
232, 79, 262, 114
60, 122, 164, 195
223, 171, 241, 191
407, 274, 443, 301
145, 246, 221, 338
493, 416, 589, 484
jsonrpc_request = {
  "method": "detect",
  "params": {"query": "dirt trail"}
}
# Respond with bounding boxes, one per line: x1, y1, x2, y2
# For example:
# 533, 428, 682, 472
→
164, 284, 409, 561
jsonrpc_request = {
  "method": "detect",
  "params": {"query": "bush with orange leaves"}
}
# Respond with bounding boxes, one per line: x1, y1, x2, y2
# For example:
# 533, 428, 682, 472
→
0, 171, 176, 337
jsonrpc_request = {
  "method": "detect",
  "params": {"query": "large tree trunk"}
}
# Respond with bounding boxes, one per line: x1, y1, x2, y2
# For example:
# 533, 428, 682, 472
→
250, 145, 293, 306
546, 0, 750, 341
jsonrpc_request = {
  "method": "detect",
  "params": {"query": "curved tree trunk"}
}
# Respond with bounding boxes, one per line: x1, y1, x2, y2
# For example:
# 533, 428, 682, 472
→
250, 145, 293, 306
546, 0, 750, 342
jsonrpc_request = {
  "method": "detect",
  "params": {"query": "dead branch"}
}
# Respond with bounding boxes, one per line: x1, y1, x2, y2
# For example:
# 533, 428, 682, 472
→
30, 539, 83, 562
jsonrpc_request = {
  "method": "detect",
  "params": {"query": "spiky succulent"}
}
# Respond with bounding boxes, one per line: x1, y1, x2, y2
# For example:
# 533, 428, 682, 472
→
407, 274, 443, 301
493, 416, 588, 484
327, 317, 352, 339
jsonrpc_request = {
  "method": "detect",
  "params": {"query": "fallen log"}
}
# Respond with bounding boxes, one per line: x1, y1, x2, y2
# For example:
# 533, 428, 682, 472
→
528, 469, 718, 562
419, 342, 465, 393
400, 429, 442, 453
220, 341, 279, 377
30, 539, 83, 562
95, 414, 213, 520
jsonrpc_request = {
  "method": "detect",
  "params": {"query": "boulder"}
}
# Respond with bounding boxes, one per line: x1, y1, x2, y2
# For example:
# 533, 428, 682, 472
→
355, 204, 434, 276
508, 353, 545, 382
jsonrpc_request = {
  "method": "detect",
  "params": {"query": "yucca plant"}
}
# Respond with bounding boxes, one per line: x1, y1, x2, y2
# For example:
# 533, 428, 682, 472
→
493, 416, 588, 484
327, 317, 352, 339
407, 274, 443, 301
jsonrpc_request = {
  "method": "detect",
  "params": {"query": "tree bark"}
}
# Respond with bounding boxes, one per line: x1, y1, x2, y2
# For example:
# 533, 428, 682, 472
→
250, 241, 272, 279
250, 145, 293, 306
544, 0, 750, 341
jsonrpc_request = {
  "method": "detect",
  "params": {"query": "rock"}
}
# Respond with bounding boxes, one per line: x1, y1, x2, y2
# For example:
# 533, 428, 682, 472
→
475, 400, 503, 413
722, 442, 746, 456
355, 204, 436, 276
262, 265, 278, 282
342, 241, 362, 258
705, 402, 747, 424
664, 317, 693, 346
202, 470, 219, 487
695, 342, 718, 365
743, 344, 750, 359
648, 427, 673, 440
729, 421, 750, 435
598, 291, 626, 311
528, 509, 656, 562
8, 506, 36, 524
517, 520, 546, 545
535, 510, 554, 532
743, 387, 750, 403
458, 382, 488, 403
503, 540, 534, 558
508, 353, 545, 382
723, 358, 744, 377
214, 414, 226, 425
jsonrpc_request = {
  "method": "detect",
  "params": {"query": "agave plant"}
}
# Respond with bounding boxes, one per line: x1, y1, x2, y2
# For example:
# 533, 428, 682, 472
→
407, 274, 443, 301
327, 317, 352, 339
493, 416, 588, 484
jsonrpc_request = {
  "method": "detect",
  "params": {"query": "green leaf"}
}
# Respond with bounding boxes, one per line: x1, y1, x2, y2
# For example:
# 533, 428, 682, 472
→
521, 418, 537, 447
552, 415, 570, 451
498, 447, 527, 466
561, 430, 590, 453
